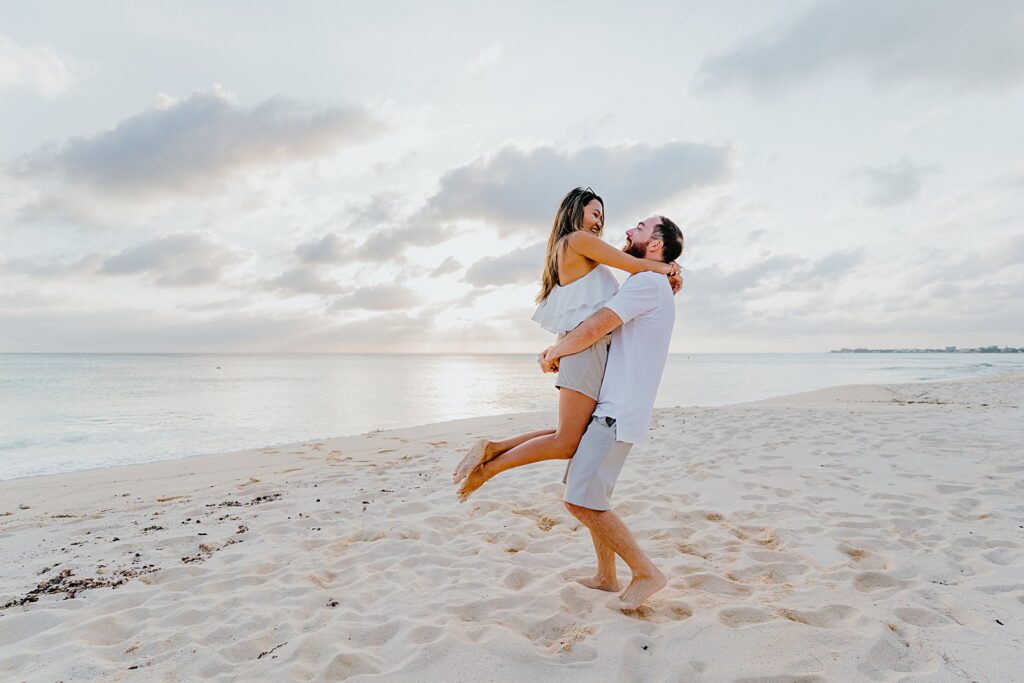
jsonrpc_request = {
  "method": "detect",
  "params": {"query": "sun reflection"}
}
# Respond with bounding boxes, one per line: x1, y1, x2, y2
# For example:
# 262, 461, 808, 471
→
423, 356, 504, 419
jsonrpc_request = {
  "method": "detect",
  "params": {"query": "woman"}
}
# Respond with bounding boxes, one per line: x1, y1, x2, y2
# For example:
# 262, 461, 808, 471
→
452, 187, 679, 502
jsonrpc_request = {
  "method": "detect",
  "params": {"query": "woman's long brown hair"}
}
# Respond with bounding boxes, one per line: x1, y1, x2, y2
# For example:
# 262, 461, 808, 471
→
536, 187, 603, 303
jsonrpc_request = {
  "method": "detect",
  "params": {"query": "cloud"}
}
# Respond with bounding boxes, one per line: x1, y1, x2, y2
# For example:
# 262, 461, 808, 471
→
181, 297, 258, 313
331, 284, 421, 311
675, 232, 1024, 346
100, 232, 250, 286
3, 236, 1017, 353
0, 33, 76, 97
294, 192, 453, 266
686, 253, 805, 299
694, 0, 1024, 96
674, 247, 868, 333
0, 306, 324, 353
856, 159, 937, 207
295, 310, 441, 352
417, 142, 732, 236
463, 242, 544, 287
334, 192, 404, 233
798, 249, 864, 282
995, 165, 1024, 191
295, 232, 347, 265
2, 253, 105, 279
429, 256, 462, 277
297, 223, 454, 265
922, 231, 1024, 281
12, 84, 384, 198
465, 43, 502, 75
263, 267, 343, 297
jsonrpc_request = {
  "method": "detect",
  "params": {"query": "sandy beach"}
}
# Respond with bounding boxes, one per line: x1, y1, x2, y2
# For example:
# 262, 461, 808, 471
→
1, 374, 1022, 681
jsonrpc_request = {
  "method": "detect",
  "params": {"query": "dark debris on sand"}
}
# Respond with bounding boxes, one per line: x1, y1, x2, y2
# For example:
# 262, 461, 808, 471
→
181, 536, 243, 564
2, 565, 159, 610
205, 493, 282, 508
256, 641, 288, 660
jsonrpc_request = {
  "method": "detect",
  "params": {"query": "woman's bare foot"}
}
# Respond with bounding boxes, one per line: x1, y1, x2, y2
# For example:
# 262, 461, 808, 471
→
614, 570, 667, 611
457, 464, 489, 503
574, 575, 621, 592
452, 439, 496, 484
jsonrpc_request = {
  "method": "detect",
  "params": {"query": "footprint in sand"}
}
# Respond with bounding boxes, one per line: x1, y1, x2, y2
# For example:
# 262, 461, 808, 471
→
980, 542, 1022, 566
935, 483, 974, 494
681, 573, 752, 597
675, 542, 710, 560
776, 604, 860, 628
852, 571, 904, 593
836, 542, 888, 570
728, 562, 808, 584
857, 631, 937, 679
526, 615, 595, 654
502, 568, 533, 590
894, 607, 952, 627
718, 606, 774, 628
617, 599, 693, 623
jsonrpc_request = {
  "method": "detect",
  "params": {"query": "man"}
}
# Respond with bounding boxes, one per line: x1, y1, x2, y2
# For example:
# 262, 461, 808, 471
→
540, 214, 682, 611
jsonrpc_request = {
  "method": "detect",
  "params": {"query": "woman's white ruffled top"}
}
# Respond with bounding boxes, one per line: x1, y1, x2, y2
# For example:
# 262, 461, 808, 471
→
531, 265, 620, 334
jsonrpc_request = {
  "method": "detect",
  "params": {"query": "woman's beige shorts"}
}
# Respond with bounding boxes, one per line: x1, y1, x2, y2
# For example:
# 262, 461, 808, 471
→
554, 332, 611, 401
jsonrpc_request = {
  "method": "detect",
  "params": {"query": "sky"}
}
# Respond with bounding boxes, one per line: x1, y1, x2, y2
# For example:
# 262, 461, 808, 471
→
1, 0, 1022, 353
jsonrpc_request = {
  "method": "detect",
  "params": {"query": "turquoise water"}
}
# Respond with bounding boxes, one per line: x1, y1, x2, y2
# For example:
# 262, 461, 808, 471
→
1, 353, 1021, 480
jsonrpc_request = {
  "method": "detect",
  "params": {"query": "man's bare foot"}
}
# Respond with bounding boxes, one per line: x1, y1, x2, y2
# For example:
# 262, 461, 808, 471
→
457, 463, 488, 503
614, 570, 667, 611
574, 575, 621, 592
452, 439, 495, 484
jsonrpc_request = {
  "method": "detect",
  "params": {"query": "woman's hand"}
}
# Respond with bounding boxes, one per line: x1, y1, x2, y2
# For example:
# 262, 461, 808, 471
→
538, 347, 559, 373
656, 260, 680, 277
668, 266, 683, 294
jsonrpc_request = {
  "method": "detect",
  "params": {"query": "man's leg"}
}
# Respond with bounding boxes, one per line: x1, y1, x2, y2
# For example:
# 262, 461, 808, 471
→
564, 501, 666, 610
457, 389, 594, 502
574, 529, 620, 592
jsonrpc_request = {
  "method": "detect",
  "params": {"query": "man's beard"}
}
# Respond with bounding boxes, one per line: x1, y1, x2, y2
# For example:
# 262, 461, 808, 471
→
623, 239, 646, 259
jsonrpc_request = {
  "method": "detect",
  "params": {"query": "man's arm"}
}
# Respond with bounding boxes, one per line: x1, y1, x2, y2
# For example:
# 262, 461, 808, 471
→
544, 307, 623, 364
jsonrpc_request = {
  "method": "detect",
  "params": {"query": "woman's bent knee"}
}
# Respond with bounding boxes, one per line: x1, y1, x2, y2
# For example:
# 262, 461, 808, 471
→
550, 433, 582, 459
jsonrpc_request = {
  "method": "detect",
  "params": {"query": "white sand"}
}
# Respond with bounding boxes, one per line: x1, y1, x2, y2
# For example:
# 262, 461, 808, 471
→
1, 374, 1022, 681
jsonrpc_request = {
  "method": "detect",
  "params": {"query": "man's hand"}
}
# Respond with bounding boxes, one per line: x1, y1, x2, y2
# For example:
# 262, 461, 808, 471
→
538, 346, 559, 373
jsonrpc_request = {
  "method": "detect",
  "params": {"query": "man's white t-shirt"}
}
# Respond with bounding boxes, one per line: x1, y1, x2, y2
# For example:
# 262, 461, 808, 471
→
593, 271, 675, 444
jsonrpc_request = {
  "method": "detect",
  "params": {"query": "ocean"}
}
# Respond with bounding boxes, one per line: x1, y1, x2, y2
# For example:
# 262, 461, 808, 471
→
2, 352, 1021, 480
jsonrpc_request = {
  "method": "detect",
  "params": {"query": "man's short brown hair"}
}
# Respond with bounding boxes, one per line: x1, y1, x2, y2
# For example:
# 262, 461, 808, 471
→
655, 216, 684, 262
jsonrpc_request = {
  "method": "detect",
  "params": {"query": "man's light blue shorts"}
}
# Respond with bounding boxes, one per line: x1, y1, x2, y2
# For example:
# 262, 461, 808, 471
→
562, 415, 632, 511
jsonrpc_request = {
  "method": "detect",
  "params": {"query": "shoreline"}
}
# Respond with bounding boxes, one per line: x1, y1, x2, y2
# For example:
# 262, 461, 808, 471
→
0, 410, 558, 486
1, 373, 1022, 680
4, 371, 1022, 487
